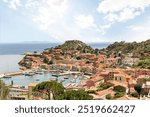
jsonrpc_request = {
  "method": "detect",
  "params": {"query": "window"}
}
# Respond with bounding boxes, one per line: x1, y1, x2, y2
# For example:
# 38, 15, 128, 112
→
120, 77, 122, 81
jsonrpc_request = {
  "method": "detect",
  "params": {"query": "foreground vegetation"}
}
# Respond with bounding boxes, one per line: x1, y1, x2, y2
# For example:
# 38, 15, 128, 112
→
0, 80, 9, 100
33, 81, 93, 100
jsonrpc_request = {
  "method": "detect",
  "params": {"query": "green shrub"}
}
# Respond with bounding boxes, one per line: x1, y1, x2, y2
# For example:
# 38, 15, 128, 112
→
86, 90, 96, 94
130, 92, 139, 98
113, 85, 126, 92
114, 92, 125, 98
98, 82, 114, 90
106, 94, 113, 100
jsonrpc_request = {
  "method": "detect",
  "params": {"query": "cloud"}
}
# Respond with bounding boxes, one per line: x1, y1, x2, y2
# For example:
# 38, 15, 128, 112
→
74, 14, 112, 35
98, 23, 112, 35
3, 0, 21, 10
97, 0, 150, 22
127, 21, 150, 42
2, 0, 112, 42
128, 25, 144, 31
31, 0, 68, 30
74, 14, 96, 29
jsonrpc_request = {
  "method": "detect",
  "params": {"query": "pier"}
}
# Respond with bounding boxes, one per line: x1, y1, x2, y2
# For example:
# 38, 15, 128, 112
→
0, 71, 23, 79
52, 71, 83, 77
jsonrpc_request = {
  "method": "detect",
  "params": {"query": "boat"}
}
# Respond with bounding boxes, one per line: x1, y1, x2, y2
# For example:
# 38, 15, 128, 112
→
74, 75, 78, 79
60, 79, 65, 83
3, 75, 12, 78
50, 77, 57, 80
36, 72, 43, 75
36, 79, 40, 81
71, 83, 76, 86
70, 79, 76, 83
24, 72, 35, 76
52, 74, 59, 77
44, 71, 49, 74
64, 77, 69, 79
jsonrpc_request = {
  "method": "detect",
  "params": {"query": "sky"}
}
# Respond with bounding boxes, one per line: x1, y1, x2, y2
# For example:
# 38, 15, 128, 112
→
0, 0, 150, 43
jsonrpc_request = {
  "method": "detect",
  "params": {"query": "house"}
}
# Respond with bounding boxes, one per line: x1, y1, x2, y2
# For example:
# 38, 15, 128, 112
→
100, 71, 114, 81
122, 57, 139, 66
83, 80, 95, 89
91, 75, 105, 87
9, 88, 28, 100
114, 74, 126, 82
98, 54, 106, 63
28, 83, 37, 98
135, 69, 150, 78
106, 58, 118, 65
142, 81, 150, 94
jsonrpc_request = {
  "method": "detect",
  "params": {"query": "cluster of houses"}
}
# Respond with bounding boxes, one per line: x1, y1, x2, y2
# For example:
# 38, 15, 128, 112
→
17, 47, 150, 100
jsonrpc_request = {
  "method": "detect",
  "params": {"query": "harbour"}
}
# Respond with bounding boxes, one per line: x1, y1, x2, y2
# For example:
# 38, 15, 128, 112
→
0, 69, 88, 88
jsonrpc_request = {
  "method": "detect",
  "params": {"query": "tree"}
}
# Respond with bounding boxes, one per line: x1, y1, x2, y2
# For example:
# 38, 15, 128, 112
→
98, 82, 114, 91
58, 90, 93, 100
94, 48, 100, 55
114, 92, 125, 98
0, 80, 9, 100
49, 59, 54, 64
106, 94, 113, 100
130, 92, 139, 98
33, 81, 64, 100
134, 84, 142, 96
113, 85, 126, 92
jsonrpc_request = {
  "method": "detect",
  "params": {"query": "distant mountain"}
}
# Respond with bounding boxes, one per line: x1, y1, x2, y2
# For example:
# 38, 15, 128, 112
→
56, 40, 95, 53
101, 39, 150, 55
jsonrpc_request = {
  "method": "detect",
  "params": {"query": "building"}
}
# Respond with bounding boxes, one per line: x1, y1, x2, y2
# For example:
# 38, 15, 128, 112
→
28, 83, 38, 99
142, 81, 150, 94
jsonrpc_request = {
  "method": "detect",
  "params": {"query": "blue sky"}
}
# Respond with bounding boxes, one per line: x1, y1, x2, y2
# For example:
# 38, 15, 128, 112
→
0, 0, 150, 43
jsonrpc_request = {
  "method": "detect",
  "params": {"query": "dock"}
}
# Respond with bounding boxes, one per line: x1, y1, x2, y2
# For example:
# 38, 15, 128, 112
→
4, 71, 23, 76
52, 71, 82, 77
0, 71, 23, 79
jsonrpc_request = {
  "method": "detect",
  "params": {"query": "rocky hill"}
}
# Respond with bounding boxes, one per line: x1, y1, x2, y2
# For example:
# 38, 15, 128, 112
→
55, 40, 94, 53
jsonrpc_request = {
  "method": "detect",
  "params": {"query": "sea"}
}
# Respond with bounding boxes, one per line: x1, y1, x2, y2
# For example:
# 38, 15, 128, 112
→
0, 43, 58, 74
0, 43, 109, 86
0, 42, 109, 55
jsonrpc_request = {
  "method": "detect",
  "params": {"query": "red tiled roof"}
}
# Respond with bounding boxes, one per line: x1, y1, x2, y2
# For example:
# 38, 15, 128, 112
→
85, 80, 95, 87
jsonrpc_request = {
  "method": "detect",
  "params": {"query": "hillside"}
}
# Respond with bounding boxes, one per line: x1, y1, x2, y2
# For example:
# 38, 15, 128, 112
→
101, 39, 150, 55
55, 40, 94, 53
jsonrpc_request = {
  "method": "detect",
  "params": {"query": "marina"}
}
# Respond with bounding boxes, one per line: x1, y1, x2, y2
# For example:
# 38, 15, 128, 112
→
1, 70, 87, 88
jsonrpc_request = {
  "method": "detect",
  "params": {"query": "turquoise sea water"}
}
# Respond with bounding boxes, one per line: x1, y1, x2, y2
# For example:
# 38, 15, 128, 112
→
2, 73, 84, 88
0, 55, 84, 87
